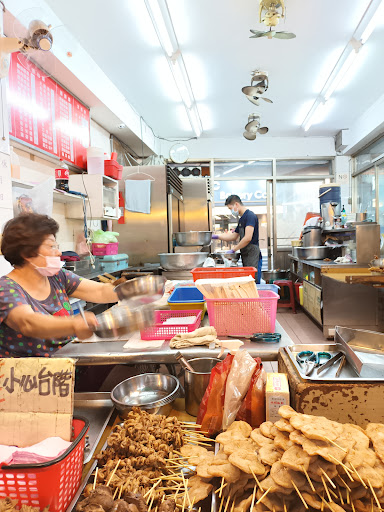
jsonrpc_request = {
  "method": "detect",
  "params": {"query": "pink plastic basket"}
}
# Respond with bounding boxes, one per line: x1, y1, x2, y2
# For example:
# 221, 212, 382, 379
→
206, 290, 279, 336
140, 310, 202, 340
91, 242, 119, 255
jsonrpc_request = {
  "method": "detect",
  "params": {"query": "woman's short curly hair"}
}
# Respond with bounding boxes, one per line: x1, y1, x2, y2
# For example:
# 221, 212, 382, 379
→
1, 213, 59, 267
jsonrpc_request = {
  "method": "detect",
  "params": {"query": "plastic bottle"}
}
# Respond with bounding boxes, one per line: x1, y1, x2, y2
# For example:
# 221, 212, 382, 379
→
55, 161, 69, 192
341, 205, 347, 227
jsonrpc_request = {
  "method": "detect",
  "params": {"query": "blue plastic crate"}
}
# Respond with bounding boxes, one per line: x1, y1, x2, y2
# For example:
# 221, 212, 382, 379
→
168, 286, 205, 303
257, 284, 280, 294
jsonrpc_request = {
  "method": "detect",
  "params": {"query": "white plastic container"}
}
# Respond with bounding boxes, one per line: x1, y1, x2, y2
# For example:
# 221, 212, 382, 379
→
86, 147, 104, 175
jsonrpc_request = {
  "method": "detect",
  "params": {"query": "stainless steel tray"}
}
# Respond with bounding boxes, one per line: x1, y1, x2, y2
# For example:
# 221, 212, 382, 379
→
285, 342, 384, 381
336, 326, 384, 378
74, 392, 115, 464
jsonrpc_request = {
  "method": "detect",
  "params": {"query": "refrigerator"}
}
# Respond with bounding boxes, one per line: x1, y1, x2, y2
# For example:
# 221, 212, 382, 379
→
115, 165, 213, 266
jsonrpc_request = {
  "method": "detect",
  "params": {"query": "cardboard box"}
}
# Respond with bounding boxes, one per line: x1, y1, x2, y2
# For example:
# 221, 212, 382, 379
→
266, 373, 290, 422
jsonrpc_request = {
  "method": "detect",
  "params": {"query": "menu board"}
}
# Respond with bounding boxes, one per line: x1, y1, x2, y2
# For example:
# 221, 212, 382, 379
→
8, 52, 90, 169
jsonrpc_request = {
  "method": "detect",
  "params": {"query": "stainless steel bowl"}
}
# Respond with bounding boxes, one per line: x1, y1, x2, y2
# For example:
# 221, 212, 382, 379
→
175, 231, 212, 247
159, 252, 209, 270
95, 303, 155, 338
111, 373, 182, 418
114, 275, 166, 301
262, 270, 289, 283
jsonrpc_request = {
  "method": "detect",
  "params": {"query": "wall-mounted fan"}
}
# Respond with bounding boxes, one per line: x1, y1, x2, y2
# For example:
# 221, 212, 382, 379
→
243, 113, 269, 140
0, 6, 55, 78
250, 0, 296, 40
242, 70, 273, 106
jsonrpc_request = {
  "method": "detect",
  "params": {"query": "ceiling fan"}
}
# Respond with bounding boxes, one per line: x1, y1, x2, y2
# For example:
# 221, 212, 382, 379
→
242, 70, 273, 106
243, 113, 269, 140
250, 0, 296, 40
0, 6, 56, 79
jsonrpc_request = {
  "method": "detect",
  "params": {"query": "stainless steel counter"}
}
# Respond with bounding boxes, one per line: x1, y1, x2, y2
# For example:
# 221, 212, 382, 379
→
54, 320, 293, 365
288, 255, 362, 269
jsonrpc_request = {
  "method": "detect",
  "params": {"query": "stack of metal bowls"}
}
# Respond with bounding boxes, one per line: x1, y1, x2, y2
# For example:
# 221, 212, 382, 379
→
159, 252, 209, 270
174, 231, 212, 246
111, 373, 183, 418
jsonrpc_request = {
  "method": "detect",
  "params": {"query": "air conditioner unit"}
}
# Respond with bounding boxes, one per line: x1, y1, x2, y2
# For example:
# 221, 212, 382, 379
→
335, 129, 350, 153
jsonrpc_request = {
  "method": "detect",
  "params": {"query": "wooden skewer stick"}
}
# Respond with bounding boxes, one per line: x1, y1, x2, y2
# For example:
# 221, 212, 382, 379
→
219, 477, 226, 498
249, 484, 257, 512
368, 479, 381, 511
144, 479, 161, 499
328, 455, 354, 481
320, 468, 337, 489
93, 467, 98, 490
292, 480, 309, 510
106, 459, 121, 487
321, 475, 332, 503
346, 488, 350, 505
182, 472, 191, 508
250, 467, 263, 492
371, 497, 374, 512
336, 475, 352, 492
318, 493, 334, 512
218, 492, 225, 512
320, 491, 325, 512
189, 497, 196, 511
180, 422, 202, 426
323, 436, 347, 453
351, 499, 356, 512
349, 462, 368, 489
118, 485, 123, 500
113, 487, 119, 499
256, 487, 272, 506
186, 439, 213, 447
302, 465, 316, 493
148, 495, 155, 512
198, 507, 201, 512
283, 499, 287, 512
223, 494, 231, 512
230, 500, 235, 512
337, 485, 344, 505
215, 483, 228, 494
328, 487, 338, 500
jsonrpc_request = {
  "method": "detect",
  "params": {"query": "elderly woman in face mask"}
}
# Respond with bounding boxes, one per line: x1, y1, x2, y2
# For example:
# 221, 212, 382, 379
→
0, 213, 119, 358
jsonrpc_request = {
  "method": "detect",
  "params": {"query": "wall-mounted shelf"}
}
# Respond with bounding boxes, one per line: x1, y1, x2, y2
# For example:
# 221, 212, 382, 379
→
11, 178, 85, 204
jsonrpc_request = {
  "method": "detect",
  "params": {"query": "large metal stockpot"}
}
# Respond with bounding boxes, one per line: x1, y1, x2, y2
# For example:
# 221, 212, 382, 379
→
184, 357, 221, 416
175, 231, 212, 247
302, 226, 322, 247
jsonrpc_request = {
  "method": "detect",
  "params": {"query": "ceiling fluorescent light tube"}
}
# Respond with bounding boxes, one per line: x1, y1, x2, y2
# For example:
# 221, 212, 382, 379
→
223, 164, 245, 175
360, 0, 384, 44
303, 102, 323, 132
172, 59, 193, 108
188, 105, 203, 137
145, 0, 176, 57
323, 48, 358, 101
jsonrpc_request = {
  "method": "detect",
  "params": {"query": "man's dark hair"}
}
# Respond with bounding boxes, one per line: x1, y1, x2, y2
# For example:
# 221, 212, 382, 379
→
225, 195, 243, 206
1, 213, 59, 267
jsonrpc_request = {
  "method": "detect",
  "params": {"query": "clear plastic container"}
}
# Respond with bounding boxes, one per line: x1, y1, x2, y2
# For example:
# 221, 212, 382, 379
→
86, 147, 104, 174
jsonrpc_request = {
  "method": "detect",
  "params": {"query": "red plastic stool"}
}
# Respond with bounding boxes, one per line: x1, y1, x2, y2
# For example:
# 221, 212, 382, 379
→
274, 280, 296, 314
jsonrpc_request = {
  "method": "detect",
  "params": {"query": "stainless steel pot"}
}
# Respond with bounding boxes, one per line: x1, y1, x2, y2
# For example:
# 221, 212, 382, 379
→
295, 246, 332, 260
159, 252, 209, 270
111, 373, 182, 418
175, 231, 212, 247
302, 226, 322, 247
184, 358, 221, 416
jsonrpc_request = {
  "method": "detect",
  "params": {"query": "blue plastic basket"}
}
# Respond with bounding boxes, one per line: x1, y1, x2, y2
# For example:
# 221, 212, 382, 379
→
168, 286, 205, 303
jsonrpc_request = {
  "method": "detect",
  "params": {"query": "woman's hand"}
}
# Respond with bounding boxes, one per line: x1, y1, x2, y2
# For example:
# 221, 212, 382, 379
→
72, 311, 98, 340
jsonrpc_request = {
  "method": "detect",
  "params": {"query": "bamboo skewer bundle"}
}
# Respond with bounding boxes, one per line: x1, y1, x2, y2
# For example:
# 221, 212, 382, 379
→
195, 276, 259, 300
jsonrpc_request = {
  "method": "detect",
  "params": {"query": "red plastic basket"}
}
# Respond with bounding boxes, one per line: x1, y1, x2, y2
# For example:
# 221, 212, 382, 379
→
91, 242, 119, 255
0, 417, 89, 512
191, 267, 257, 281
206, 290, 279, 336
140, 310, 202, 340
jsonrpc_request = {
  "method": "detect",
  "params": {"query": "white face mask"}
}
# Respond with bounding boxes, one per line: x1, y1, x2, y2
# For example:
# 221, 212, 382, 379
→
32, 255, 64, 277
232, 208, 239, 218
